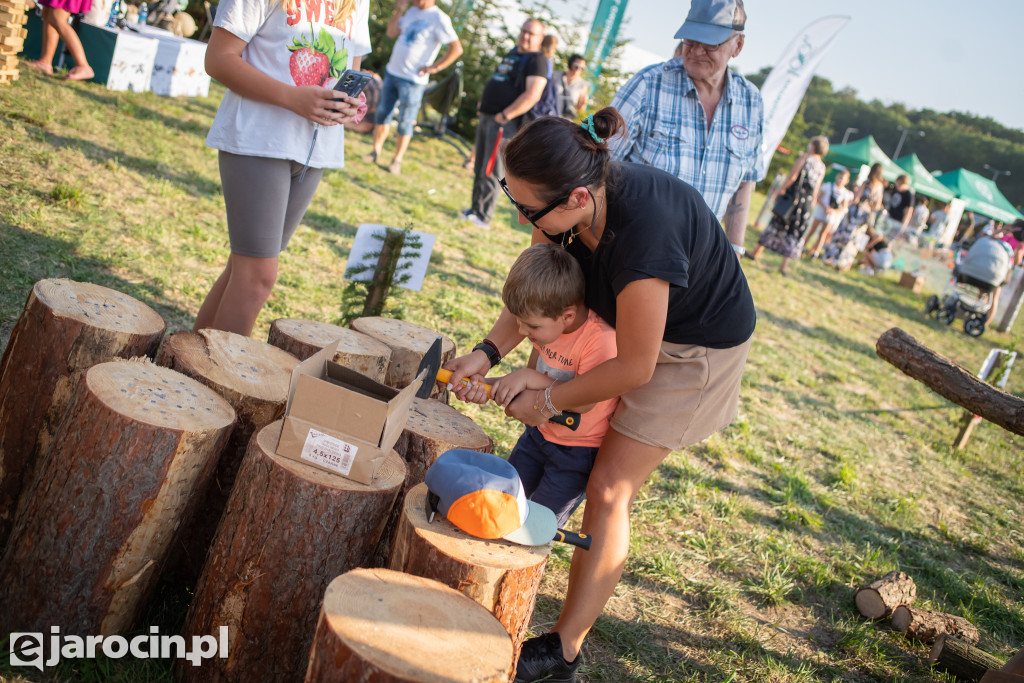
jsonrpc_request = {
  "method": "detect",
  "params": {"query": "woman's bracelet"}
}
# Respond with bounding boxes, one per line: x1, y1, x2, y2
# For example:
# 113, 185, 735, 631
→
543, 383, 562, 417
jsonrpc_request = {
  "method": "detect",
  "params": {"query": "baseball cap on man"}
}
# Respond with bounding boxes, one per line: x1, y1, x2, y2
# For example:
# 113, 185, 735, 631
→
674, 0, 746, 44
425, 449, 557, 546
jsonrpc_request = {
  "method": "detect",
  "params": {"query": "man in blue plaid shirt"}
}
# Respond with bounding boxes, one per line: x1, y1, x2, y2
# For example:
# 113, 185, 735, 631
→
609, 0, 764, 258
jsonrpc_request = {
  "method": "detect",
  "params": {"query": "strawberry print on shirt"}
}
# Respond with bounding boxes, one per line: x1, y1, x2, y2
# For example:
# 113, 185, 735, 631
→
205, 0, 371, 168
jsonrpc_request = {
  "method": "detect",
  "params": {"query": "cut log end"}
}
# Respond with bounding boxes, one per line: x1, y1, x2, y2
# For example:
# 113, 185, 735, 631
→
855, 571, 916, 620
90, 359, 236, 431
931, 634, 1007, 682
35, 278, 165, 336
306, 569, 512, 683
164, 329, 299, 402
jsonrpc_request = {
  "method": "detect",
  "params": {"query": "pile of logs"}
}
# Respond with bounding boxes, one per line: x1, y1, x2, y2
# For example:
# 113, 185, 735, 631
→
856, 571, 1022, 681
0, 280, 550, 682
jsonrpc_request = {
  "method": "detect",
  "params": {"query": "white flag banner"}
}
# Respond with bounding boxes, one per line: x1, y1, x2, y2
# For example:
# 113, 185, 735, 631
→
757, 15, 851, 178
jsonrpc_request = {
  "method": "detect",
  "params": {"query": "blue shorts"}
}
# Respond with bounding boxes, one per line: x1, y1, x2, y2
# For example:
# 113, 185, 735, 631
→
508, 426, 598, 527
373, 72, 425, 137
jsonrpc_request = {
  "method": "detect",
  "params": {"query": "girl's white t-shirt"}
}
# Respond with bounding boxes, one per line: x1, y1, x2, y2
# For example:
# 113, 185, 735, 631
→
206, 0, 371, 168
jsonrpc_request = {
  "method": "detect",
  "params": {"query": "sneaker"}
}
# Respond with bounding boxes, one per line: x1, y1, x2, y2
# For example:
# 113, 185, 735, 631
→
387, 161, 401, 175
513, 632, 580, 683
363, 151, 378, 163
858, 265, 876, 275
458, 208, 474, 220
467, 213, 491, 230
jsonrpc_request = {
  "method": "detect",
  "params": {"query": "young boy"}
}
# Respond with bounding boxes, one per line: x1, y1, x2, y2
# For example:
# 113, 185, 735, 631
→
467, 244, 618, 526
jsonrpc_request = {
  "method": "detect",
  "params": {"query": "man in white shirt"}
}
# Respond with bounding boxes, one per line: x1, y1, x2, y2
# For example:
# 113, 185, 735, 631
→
368, 0, 462, 174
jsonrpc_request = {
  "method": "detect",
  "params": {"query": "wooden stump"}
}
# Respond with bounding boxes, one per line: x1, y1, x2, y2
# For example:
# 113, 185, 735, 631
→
854, 570, 917, 619
305, 568, 512, 683
349, 316, 454, 396
181, 420, 407, 683
0, 279, 165, 546
156, 329, 299, 579
371, 397, 494, 567
892, 605, 979, 645
0, 359, 234, 637
931, 634, 1006, 683
268, 317, 392, 380
388, 482, 549, 655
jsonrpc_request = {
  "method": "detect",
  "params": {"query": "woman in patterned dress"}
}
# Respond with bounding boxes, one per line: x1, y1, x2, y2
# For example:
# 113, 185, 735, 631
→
747, 136, 828, 275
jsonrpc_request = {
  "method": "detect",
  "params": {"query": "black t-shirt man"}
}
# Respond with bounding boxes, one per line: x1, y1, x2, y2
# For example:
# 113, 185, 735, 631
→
479, 49, 548, 116
887, 188, 915, 223
544, 162, 755, 348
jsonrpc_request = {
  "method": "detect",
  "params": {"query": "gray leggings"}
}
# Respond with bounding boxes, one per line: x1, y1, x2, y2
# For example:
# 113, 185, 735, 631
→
218, 151, 324, 258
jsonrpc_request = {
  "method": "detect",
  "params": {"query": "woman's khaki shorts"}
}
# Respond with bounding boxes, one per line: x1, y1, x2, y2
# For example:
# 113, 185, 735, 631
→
610, 338, 752, 450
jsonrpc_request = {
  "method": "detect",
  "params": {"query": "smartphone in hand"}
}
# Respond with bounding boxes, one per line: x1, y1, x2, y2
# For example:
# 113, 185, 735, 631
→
331, 69, 372, 101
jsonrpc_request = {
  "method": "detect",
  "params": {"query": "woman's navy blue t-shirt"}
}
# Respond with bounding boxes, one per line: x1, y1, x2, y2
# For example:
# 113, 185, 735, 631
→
544, 162, 755, 348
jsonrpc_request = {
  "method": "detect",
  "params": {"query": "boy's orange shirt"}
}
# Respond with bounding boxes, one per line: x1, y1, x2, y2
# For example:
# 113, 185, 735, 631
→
534, 309, 619, 448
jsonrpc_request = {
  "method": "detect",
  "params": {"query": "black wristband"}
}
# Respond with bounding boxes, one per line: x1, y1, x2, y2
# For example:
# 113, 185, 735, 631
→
473, 340, 501, 368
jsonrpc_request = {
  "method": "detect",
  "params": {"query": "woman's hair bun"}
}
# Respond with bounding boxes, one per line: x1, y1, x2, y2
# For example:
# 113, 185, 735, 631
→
590, 107, 625, 145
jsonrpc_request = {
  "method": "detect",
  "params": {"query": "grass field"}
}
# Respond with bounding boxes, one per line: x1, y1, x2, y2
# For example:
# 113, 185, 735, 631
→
1, 70, 1023, 683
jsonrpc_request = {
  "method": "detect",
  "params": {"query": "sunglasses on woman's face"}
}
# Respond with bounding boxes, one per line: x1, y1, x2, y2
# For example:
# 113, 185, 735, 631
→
499, 177, 569, 227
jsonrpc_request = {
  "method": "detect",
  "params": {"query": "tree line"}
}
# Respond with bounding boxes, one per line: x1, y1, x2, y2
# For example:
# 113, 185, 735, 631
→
745, 68, 1024, 208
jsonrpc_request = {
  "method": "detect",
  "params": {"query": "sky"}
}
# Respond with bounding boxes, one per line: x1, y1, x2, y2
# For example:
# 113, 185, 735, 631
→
555, 0, 1024, 133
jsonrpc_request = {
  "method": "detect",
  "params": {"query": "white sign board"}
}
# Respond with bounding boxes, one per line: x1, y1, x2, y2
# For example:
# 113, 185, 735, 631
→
344, 224, 436, 292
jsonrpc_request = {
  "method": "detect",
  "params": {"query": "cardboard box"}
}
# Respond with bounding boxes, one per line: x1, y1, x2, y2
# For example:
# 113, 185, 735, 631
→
277, 341, 424, 484
899, 272, 924, 293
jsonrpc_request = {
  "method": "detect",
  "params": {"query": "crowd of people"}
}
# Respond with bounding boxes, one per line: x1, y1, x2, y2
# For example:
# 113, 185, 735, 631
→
184, 0, 1020, 679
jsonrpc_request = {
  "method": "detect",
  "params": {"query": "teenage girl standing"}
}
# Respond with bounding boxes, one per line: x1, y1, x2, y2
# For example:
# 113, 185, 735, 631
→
194, 0, 370, 335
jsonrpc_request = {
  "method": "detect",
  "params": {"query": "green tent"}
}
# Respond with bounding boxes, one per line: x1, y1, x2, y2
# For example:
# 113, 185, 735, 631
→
893, 154, 956, 203
934, 169, 1023, 223
824, 136, 904, 181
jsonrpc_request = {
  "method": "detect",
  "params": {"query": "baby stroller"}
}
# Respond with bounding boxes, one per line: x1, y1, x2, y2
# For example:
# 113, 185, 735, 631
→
924, 268, 996, 337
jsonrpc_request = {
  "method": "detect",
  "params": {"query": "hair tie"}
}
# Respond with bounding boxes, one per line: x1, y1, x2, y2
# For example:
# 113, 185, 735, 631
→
580, 115, 604, 143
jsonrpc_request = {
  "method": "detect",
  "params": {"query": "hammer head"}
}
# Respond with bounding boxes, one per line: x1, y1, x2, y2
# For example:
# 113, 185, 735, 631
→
415, 336, 443, 399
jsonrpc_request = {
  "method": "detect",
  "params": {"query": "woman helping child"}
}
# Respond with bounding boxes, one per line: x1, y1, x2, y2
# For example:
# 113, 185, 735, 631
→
445, 108, 755, 682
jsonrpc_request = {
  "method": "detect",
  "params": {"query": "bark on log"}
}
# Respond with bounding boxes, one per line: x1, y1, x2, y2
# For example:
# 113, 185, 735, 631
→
268, 317, 392, 381
892, 605, 979, 644
349, 316, 454, 397
0, 279, 165, 546
181, 420, 407, 683
931, 635, 1007, 682
388, 482, 549, 655
304, 568, 512, 683
875, 327, 1024, 436
0, 359, 234, 637
854, 571, 917, 620
370, 397, 494, 567
156, 329, 299, 579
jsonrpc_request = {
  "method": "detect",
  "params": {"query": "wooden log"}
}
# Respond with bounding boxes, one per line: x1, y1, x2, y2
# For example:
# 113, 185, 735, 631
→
854, 571, 917, 620
388, 482, 549, 655
931, 635, 1006, 683
349, 316, 455, 397
156, 329, 299, 579
0, 359, 234, 637
304, 568, 512, 683
268, 317, 392, 381
892, 605, 979, 645
371, 396, 494, 567
181, 420, 407, 683
0, 279, 165, 546
875, 327, 1024, 436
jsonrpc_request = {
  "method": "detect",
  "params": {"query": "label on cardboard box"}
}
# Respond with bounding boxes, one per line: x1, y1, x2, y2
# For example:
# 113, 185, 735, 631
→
299, 428, 358, 476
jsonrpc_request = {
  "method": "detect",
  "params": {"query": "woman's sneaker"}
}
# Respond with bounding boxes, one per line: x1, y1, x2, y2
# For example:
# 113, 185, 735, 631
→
513, 632, 581, 683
